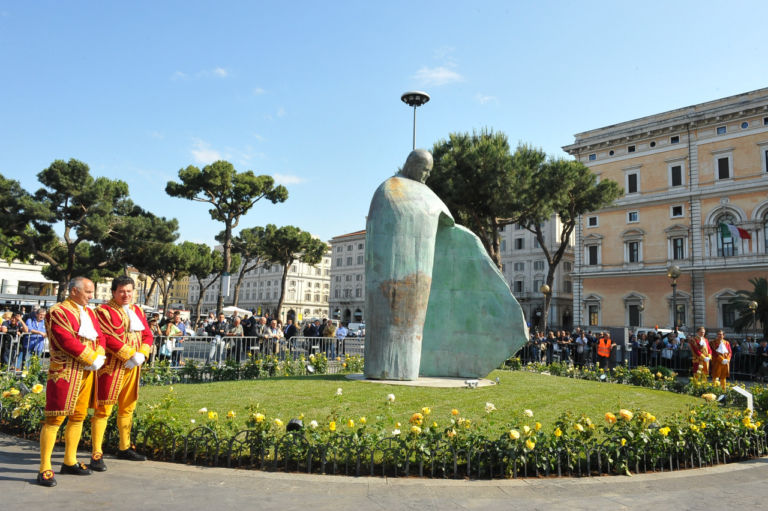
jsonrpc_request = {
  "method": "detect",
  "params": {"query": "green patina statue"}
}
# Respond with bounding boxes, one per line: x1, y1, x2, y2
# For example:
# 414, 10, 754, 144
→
364, 149, 528, 380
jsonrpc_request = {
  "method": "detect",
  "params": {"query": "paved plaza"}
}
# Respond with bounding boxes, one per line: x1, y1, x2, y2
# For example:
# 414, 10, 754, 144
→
2, 433, 768, 510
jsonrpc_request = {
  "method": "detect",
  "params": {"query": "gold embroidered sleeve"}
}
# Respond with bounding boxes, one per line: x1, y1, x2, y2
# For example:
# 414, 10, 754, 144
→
114, 344, 136, 362
75, 346, 98, 366
138, 344, 152, 358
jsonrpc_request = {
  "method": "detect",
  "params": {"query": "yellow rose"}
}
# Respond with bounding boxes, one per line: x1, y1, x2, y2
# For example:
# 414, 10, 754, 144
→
410, 412, 424, 425
254, 412, 265, 423
534, 422, 542, 431
621, 438, 627, 446
451, 408, 460, 416
329, 421, 336, 431
574, 423, 584, 432
446, 428, 457, 438
421, 407, 431, 416
659, 427, 671, 437
359, 417, 367, 425
431, 421, 438, 428
509, 429, 520, 440
1, 391, 11, 398
227, 410, 236, 419
605, 412, 617, 424
347, 419, 355, 428
410, 425, 422, 435
619, 409, 634, 421
525, 438, 535, 450
701, 393, 716, 402
9, 388, 19, 396
208, 411, 218, 420
395, 422, 401, 428
522, 425, 531, 435
31, 384, 44, 394
554, 427, 562, 437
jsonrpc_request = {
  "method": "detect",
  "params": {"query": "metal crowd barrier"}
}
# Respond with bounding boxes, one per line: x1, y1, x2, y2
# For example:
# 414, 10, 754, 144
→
147, 335, 364, 369
1, 332, 49, 374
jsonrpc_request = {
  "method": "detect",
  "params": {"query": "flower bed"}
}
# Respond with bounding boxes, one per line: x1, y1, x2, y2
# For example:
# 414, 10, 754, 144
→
1, 357, 767, 478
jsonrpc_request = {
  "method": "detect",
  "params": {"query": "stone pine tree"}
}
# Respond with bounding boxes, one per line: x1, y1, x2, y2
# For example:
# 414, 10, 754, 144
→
0, 160, 136, 300
133, 241, 200, 317
216, 226, 267, 308
513, 154, 622, 331
165, 160, 287, 314
260, 225, 328, 321
187, 246, 221, 321
734, 277, 768, 341
428, 130, 537, 269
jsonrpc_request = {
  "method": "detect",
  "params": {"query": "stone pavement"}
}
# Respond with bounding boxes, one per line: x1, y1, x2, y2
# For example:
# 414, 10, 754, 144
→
2, 432, 767, 510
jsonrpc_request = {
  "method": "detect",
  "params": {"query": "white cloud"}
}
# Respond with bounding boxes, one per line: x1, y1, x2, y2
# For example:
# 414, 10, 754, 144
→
148, 130, 165, 140
253, 87, 266, 95
213, 67, 228, 77
190, 139, 222, 165
272, 173, 305, 185
413, 66, 463, 86
171, 71, 188, 80
475, 93, 498, 105
276, 107, 286, 117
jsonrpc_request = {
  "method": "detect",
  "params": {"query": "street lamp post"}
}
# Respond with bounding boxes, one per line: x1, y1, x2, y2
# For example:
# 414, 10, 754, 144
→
540, 284, 551, 333
749, 300, 758, 342
401, 91, 430, 150
667, 265, 681, 328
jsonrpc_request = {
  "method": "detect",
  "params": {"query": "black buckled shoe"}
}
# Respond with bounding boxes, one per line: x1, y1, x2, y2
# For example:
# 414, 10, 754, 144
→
116, 448, 146, 461
89, 453, 107, 472
36, 470, 57, 487
60, 461, 92, 475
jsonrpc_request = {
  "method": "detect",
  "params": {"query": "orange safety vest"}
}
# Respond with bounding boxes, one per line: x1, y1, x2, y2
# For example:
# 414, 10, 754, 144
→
597, 338, 612, 357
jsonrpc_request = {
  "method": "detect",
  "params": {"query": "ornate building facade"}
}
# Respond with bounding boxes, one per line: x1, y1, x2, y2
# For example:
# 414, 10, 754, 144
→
564, 87, 768, 332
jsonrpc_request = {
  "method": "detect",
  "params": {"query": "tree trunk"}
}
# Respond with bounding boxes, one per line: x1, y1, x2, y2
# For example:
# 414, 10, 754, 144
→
56, 279, 67, 302
274, 261, 290, 321
216, 221, 233, 314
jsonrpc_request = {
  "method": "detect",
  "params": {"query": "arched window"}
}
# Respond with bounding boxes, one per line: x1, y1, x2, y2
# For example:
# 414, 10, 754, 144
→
764, 212, 768, 252
716, 213, 738, 257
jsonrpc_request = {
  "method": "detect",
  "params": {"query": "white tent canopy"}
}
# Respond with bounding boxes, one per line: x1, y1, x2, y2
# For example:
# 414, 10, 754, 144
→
221, 305, 251, 315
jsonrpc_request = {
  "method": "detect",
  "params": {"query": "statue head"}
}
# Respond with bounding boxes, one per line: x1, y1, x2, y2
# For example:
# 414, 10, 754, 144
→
399, 149, 433, 183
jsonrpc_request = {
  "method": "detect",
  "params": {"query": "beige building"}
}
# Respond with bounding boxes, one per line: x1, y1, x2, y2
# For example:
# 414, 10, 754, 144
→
328, 230, 366, 323
564, 87, 768, 332
189, 251, 331, 322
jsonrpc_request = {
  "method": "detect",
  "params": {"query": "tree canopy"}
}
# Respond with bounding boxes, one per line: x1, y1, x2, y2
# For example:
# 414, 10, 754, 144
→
260, 224, 328, 320
219, 226, 267, 307
166, 160, 288, 313
733, 277, 768, 341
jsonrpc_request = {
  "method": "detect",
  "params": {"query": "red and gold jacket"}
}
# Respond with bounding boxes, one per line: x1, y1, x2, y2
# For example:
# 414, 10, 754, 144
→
94, 301, 153, 406
690, 337, 712, 363
44, 300, 106, 416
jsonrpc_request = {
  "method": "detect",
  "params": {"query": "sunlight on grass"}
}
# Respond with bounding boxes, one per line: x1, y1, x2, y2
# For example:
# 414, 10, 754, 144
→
137, 370, 701, 433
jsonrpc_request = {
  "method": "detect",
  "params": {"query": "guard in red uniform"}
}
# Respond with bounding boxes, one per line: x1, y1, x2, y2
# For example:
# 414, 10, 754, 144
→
89, 276, 153, 470
37, 277, 106, 487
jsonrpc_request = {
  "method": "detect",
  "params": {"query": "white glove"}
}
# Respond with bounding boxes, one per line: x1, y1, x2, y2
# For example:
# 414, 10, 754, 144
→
85, 354, 106, 371
704, 357, 711, 362
722, 359, 729, 365
125, 352, 146, 369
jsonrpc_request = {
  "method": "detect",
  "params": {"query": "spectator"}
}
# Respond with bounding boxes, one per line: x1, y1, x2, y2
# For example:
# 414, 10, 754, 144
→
2, 312, 28, 367
164, 312, 185, 366
227, 317, 244, 361
265, 319, 284, 357
335, 322, 348, 358
21, 308, 47, 369
756, 338, 768, 382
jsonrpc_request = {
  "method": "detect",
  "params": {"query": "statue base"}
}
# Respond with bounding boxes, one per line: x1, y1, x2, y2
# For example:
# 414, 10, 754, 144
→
345, 373, 497, 388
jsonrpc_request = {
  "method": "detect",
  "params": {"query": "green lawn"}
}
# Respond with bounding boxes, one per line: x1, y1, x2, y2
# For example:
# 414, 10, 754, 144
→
136, 370, 702, 433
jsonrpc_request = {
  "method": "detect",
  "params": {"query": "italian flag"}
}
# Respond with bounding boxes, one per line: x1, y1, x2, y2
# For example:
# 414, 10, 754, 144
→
719, 222, 751, 240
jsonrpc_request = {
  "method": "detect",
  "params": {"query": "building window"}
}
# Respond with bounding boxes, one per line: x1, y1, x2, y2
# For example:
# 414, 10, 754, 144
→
514, 238, 524, 250
721, 303, 737, 328
346, 257, 353, 265
336, 246, 342, 252
358, 243, 363, 249
626, 172, 638, 194
501, 263, 506, 272
501, 240, 507, 252
588, 305, 599, 326
609, 150, 614, 156
670, 135, 680, 144
675, 304, 686, 328
564, 280, 572, 294
345, 275, 352, 281
356, 274, 362, 281
335, 275, 341, 282
347, 245, 353, 251
650, 141, 656, 148
589, 153, 596, 161
355, 288, 361, 298
334, 289, 339, 298
357, 255, 363, 264
670, 164, 683, 187
587, 216, 598, 227
564, 261, 572, 271
533, 260, 545, 271
587, 245, 599, 266
628, 145, 636, 153
761, 145, 768, 173
741, 121, 749, 129
627, 241, 640, 263
533, 278, 543, 291
336, 258, 342, 267
513, 262, 525, 272
716, 213, 738, 257
764, 212, 768, 252
672, 237, 685, 260
764, 117, 768, 126
717, 126, 727, 135
716, 156, 731, 180
671, 205, 684, 218
627, 211, 638, 223
514, 280, 524, 293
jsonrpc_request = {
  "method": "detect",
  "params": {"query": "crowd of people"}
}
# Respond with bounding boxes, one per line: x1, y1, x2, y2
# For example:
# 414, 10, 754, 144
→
520, 326, 768, 384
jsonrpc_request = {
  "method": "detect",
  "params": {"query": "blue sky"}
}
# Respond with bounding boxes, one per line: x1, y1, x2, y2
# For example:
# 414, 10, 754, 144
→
2, 1, 767, 245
